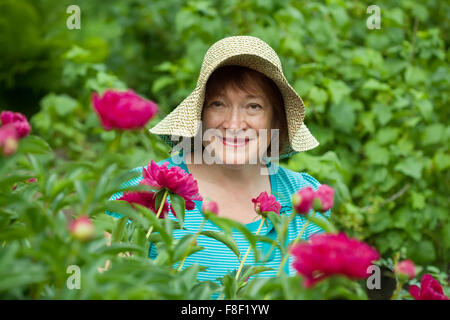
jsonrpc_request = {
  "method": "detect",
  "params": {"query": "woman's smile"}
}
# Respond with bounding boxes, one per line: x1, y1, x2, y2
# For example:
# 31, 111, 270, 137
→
221, 136, 252, 148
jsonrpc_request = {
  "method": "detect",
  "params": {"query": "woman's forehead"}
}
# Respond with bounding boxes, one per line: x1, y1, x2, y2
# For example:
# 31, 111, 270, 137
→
208, 85, 268, 101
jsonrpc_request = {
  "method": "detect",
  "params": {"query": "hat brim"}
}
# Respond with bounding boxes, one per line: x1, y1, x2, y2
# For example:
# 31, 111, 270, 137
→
150, 53, 319, 159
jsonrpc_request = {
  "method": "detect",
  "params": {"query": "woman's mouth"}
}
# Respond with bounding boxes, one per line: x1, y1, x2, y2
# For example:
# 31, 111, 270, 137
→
221, 137, 251, 147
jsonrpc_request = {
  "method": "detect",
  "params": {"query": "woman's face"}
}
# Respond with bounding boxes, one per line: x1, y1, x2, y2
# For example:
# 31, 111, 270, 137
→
202, 84, 274, 166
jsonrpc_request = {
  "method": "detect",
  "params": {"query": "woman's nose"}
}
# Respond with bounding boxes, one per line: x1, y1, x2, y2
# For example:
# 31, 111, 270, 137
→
223, 107, 247, 130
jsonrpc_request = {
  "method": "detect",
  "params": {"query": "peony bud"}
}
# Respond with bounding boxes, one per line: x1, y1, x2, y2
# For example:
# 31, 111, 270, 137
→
313, 184, 334, 212
292, 187, 315, 214
1, 110, 31, 139
70, 215, 95, 241
395, 259, 416, 280
202, 200, 219, 217
251, 191, 281, 217
0, 124, 19, 156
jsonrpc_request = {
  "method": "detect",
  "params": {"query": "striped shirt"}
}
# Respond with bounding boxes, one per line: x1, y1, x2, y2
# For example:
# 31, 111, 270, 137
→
106, 154, 331, 287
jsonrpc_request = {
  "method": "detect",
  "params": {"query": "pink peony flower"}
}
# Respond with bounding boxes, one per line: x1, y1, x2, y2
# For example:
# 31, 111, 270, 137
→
251, 191, 281, 217
313, 184, 334, 213
0, 124, 19, 156
394, 259, 416, 280
291, 232, 380, 288
409, 274, 449, 300
69, 215, 95, 241
0, 110, 31, 138
292, 187, 315, 214
91, 89, 158, 131
142, 160, 203, 215
202, 200, 219, 216
118, 190, 170, 218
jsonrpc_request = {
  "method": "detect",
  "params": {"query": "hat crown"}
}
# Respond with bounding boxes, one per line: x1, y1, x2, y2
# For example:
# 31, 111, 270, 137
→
199, 36, 282, 80
150, 35, 320, 157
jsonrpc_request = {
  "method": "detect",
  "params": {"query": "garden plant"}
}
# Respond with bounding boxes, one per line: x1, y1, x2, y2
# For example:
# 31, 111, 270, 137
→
0, 0, 449, 300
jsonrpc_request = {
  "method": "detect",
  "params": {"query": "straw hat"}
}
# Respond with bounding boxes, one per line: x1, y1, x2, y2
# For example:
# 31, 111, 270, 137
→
149, 35, 319, 159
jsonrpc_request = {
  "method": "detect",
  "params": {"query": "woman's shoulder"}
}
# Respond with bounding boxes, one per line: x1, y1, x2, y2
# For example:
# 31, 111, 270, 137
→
272, 162, 322, 192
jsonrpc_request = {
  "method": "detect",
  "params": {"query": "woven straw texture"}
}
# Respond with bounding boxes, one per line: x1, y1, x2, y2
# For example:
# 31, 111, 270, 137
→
150, 35, 319, 159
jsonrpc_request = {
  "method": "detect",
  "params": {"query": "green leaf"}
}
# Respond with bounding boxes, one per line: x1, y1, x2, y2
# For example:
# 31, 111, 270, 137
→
422, 123, 445, 146
97, 243, 145, 256
173, 234, 200, 263
222, 274, 237, 300
329, 102, 356, 134
200, 230, 241, 261
255, 235, 281, 252
364, 141, 389, 165
239, 266, 273, 283
373, 103, 392, 125
112, 216, 128, 243
409, 240, 436, 264
230, 221, 259, 262
308, 86, 328, 106
362, 78, 390, 91
93, 163, 118, 201
170, 193, 185, 228
306, 213, 337, 233
326, 79, 351, 104
433, 149, 450, 171
105, 200, 148, 229
394, 158, 424, 179
151, 76, 176, 94
133, 204, 171, 245
45, 172, 57, 199
376, 128, 400, 145
49, 179, 73, 201
266, 211, 281, 227
405, 66, 427, 85
208, 214, 259, 261
16, 135, 52, 155
0, 173, 34, 189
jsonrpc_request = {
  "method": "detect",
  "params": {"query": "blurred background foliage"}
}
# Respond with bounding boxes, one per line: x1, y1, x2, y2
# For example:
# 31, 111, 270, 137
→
0, 0, 448, 285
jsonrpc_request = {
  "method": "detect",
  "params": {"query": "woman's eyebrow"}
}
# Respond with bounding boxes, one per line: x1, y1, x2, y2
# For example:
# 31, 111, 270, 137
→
245, 94, 262, 99
208, 93, 264, 101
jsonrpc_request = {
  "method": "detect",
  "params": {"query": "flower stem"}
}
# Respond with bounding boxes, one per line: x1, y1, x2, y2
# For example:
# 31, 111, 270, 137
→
146, 189, 169, 239
276, 212, 315, 277
177, 219, 206, 271
391, 252, 402, 300
109, 130, 123, 153
235, 217, 265, 281
260, 212, 296, 266
391, 280, 403, 300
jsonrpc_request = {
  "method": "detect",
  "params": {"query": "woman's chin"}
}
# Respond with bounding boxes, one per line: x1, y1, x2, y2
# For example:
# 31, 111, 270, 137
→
215, 150, 261, 166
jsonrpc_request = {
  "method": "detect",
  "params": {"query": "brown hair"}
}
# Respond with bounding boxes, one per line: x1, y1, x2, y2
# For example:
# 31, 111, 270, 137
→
202, 65, 288, 156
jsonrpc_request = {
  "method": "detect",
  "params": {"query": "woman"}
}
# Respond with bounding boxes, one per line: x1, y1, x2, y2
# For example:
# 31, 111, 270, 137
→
106, 35, 331, 281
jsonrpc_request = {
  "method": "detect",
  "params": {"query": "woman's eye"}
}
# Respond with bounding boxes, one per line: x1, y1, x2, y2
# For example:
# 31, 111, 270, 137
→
210, 101, 222, 107
248, 104, 262, 110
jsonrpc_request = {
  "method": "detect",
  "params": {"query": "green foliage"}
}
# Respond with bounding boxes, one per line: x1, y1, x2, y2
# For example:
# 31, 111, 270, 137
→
0, 0, 448, 300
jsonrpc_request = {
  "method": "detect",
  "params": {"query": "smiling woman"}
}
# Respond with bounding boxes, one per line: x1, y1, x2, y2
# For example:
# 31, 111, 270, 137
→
106, 35, 330, 288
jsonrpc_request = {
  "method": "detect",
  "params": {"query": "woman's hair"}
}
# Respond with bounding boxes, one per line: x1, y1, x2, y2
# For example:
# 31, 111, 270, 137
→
202, 65, 288, 156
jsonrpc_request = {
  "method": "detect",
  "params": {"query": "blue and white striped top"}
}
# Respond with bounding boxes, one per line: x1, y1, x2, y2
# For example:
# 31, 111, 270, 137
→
106, 154, 331, 284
